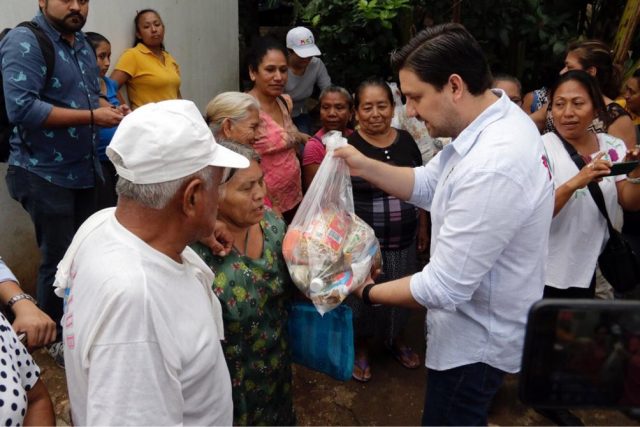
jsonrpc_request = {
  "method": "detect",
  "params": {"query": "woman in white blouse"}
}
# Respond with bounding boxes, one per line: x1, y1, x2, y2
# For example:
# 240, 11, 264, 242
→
542, 70, 640, 299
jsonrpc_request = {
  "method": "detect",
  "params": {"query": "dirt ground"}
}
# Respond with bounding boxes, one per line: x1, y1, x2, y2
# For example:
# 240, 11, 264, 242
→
35, 308, 639, 426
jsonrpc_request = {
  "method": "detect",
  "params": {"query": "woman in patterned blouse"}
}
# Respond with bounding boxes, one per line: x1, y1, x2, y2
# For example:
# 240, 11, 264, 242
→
192, 141, 295, 426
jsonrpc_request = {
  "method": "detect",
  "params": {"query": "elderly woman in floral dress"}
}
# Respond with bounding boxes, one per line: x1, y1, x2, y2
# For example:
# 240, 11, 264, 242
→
193, 141, 295, 426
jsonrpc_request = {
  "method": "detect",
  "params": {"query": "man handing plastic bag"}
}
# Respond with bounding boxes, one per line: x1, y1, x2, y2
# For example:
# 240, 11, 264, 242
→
283, 131, 382, 314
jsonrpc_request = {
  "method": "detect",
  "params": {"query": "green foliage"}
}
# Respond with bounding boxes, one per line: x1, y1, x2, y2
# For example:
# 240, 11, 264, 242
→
356, 0, 411, 29
423, 0, 586, 89
302, 0, 411, 90
294, 0, 637, 92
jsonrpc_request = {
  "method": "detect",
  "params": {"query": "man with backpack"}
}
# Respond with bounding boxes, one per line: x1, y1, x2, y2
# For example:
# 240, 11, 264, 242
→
0, 0, 124, 365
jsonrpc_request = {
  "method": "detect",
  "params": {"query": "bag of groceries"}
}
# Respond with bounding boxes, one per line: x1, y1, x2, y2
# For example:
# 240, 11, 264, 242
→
283, 131, 381, 315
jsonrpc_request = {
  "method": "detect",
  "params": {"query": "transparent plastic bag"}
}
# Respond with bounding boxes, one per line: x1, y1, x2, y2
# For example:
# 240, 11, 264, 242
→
283, 131, 381, 314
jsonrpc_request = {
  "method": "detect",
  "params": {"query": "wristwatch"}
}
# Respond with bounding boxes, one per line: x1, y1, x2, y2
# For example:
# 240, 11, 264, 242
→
6, 293, 37, 308
362, 283, 378, 306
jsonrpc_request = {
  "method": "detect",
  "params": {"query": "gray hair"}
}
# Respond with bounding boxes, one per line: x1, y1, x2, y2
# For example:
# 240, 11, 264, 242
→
205, 92, 260, 137
216, 140, 260, 197
110, 152, 215, 209
319, 85, 353, 109
492, 73, 522, 93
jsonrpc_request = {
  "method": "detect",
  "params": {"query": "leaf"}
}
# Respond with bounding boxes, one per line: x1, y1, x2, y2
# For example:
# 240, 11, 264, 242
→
552, 40, 565, 56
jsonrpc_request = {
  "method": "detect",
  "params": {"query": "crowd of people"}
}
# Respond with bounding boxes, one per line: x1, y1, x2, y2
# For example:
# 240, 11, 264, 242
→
1, 0, 640, 425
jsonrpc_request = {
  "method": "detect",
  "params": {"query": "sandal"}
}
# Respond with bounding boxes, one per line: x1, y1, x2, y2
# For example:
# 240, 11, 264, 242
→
352, 357, 372, 382
390, 344, 421, 369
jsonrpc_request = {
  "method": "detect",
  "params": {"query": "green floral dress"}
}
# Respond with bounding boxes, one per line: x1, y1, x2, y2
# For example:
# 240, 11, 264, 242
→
192, 210, 295, 426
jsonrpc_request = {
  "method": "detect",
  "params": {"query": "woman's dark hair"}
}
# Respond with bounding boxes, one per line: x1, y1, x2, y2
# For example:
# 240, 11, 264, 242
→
354, 77, 394, 109
548, 70, 606, 118
391, 23, 492, 96
245, 37, 288, 73
566, 40, 621, 100
133, 9, 164, 49
84, 32, 110, 55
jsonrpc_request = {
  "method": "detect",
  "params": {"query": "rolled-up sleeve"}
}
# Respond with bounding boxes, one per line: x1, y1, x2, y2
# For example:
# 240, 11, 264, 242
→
0, 29, 53, 128
410, 170, 529, 310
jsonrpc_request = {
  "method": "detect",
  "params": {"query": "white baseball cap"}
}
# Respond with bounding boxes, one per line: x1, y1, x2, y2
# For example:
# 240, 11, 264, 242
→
286, 26, 321, 58
107, 100, 249, 184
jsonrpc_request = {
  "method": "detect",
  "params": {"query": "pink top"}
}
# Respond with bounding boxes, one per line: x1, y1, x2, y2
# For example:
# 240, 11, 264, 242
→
303, 128, 354, 166
253, 99, 302, 213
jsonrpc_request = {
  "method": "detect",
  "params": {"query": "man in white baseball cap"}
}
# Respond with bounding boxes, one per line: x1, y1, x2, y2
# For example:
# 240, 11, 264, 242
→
57, 100, 247, 425
285, 26, 332, 134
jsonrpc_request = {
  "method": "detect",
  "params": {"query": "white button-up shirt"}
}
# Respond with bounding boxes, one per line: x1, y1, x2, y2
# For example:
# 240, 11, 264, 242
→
409, 91, 554, 373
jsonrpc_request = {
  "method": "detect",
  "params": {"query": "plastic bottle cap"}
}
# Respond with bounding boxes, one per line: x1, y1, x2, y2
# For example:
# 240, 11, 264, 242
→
310, 278, 324, 293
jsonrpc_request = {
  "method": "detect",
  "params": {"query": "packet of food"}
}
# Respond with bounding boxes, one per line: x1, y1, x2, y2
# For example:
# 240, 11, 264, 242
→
282, 131, 381, 314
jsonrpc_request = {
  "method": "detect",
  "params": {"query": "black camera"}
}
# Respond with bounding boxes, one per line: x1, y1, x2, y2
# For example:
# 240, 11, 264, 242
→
520, 299, 640, 409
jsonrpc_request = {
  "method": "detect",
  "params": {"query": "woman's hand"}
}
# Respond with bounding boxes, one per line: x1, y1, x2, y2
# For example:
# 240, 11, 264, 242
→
200, 221, 234, 256
554, 152, 611, 216
567, 152, 611, 190
624, 146, 640, 178
292, 131, 311, 147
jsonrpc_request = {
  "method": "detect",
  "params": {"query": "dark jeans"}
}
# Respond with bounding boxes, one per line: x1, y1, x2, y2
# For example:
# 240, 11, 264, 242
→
6, 166, 97, 335
96, 160, 117, 209
422, 362, 506, 426
620, 232, 640, 299
292, 113, 311, 135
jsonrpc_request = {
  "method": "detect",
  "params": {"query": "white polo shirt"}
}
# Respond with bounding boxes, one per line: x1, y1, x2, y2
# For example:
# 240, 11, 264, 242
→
409, 90, 554, 373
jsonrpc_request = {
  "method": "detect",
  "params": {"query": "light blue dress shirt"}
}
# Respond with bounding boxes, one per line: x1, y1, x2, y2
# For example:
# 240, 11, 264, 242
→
409, 91, 554, 373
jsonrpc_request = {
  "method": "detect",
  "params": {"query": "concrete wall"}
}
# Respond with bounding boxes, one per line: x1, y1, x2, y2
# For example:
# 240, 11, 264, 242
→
1, 1, 239, 290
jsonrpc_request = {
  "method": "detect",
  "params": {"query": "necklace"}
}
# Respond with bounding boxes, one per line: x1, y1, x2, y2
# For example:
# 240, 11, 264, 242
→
233, 228, 251, 256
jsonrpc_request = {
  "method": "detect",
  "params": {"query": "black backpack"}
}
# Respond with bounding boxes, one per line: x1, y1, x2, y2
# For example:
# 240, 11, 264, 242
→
0, 21, 55, 162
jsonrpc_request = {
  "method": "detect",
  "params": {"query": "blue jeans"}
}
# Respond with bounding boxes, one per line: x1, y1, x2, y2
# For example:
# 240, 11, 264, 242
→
6, 166, 96, 335
422, 362, 506, 426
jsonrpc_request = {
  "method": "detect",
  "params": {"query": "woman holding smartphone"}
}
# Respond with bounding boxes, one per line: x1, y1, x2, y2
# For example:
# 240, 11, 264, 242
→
542, 70, 640, 298
536, 68, 640, 427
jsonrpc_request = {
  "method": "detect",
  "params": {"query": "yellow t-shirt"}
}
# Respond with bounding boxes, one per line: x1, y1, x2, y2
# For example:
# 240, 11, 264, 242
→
114, 43, 181, 110
615, 98, 640, 125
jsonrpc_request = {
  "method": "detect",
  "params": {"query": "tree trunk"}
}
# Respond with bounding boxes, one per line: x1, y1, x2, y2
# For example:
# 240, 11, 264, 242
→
612, 0, 640, 66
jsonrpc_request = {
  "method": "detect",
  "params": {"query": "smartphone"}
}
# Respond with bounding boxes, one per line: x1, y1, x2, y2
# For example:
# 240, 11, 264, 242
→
519, 299, 640, 409
607, 161, 639, 176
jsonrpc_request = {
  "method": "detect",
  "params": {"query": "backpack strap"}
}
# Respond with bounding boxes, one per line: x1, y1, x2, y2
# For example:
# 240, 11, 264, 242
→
554, 130, 616, 235
277, 94, 292, 114
17, 21, 55, 84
